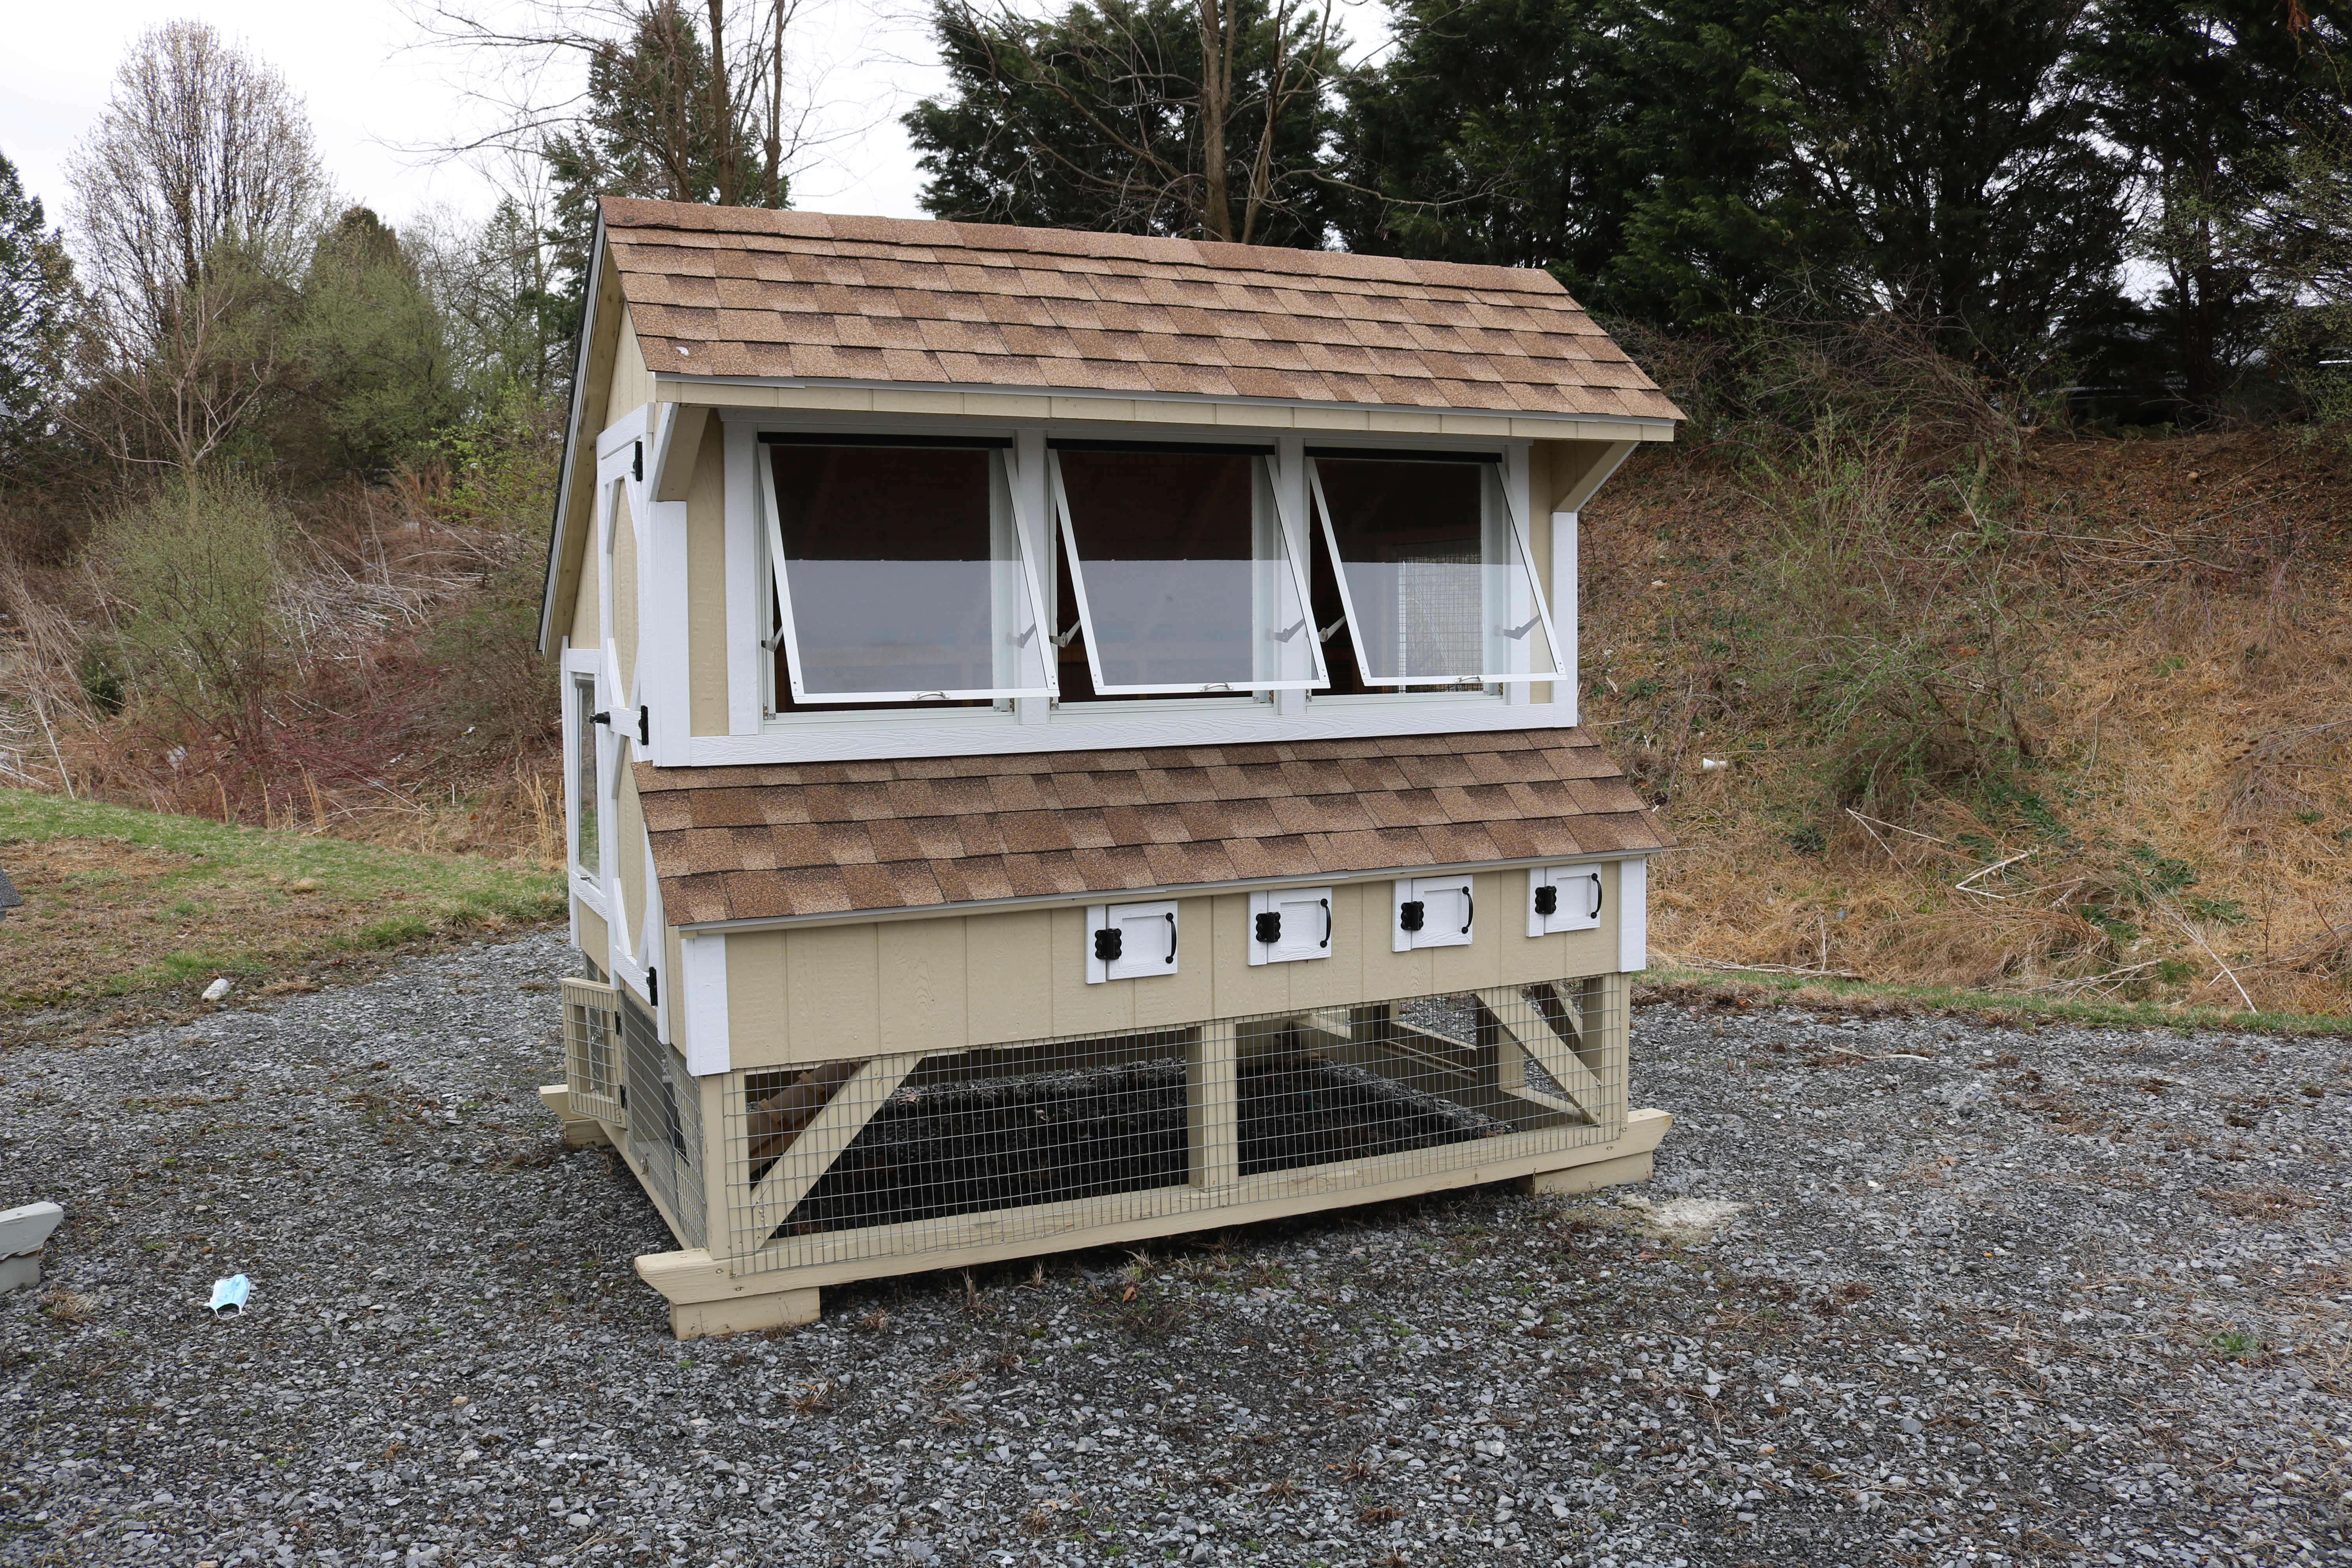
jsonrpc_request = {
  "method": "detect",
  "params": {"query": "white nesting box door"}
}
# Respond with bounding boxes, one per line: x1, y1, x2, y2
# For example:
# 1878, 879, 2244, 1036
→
1393, 874, 1475, 953
1247, 886, 1333, 966
1085, 899, 1181, 983
1527, 864, 1605, 937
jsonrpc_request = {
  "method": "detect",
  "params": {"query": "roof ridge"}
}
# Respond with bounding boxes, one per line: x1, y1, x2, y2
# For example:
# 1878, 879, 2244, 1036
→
599, 197, 1570, 297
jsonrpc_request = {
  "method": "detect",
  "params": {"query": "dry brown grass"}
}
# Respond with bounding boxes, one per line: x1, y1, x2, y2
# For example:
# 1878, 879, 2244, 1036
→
1587, 430, 2352, 1016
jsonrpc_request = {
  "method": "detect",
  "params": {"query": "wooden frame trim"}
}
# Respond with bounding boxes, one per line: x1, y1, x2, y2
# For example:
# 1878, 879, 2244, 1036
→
653, 1107, 1670, 1301
739, 1053, 926, 1238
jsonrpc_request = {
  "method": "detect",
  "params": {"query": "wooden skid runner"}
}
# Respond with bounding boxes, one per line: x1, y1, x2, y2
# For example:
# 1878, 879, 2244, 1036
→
638, 1107, 1670, 1337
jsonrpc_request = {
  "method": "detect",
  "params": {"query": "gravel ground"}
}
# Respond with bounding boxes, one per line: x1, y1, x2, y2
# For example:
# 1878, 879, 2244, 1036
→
4, 932, 2349, 1568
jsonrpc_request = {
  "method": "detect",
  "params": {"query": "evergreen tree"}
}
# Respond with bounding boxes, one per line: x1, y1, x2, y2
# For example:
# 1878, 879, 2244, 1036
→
904, 0, 1345, 246
0, 149, 79, 480
2074, 0, 2351, 414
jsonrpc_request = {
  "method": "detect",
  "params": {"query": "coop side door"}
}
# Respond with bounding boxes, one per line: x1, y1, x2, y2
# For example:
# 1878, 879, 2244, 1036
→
1527, 864, 1604, 936
1394, 874, 1475, 951
1247, 887, 1333, 965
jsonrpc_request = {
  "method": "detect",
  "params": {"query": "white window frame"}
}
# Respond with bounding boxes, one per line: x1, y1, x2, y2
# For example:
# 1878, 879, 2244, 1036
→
1247, 886, 1334, 966
561, 646, 610, 922
1393, 873, 1476, 952
1527, 864, 1604, 936
1085, 899, 1181, 982
1307, 452, 1563, 688
1049, 445, 1327, 698
758, 436, 1058, 707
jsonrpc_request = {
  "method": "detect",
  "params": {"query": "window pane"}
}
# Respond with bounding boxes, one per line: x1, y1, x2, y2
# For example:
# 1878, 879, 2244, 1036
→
770, 445, 1045, 699
1313, 457, 1558, 684
1057, 450, 1295, 694
571, 675, 602, 879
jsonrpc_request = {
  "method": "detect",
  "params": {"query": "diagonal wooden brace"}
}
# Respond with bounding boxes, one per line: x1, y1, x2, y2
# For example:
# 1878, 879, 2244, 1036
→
1475, 991, 1607, 1123
743, 1054, 925, 1239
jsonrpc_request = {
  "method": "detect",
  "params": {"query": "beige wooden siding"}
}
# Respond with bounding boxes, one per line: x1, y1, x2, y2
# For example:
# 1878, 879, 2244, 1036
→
685, 417, 730, 735
575, 899, 610, 972
570, 533, 601, 650
615, 764, 648, 957
612, 485, 639, 701
719, 861, 1635, 1070
610, 304, 655, 420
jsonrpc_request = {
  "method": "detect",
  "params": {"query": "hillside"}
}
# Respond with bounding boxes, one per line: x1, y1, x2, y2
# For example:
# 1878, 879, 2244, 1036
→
1579, 428, 2352, 1017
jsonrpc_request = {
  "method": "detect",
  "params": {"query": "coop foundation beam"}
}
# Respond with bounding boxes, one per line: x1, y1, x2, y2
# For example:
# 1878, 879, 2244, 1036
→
537, 1085, 613, 1149
636, 1250, 820, 1339
665, 1107, 1671, 1304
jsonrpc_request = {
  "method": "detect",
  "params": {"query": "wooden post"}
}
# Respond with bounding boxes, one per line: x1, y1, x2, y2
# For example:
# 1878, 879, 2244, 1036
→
1188, 1020, 1238, 1189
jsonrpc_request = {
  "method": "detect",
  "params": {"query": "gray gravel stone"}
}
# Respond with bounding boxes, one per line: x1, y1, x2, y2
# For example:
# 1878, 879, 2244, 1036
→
4, 938, 2349, 1566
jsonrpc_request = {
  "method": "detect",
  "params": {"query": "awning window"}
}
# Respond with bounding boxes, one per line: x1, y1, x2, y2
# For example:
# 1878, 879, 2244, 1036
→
1050, 446, 1324, 697
760, 440, 1055, 704
1308, 454, 1561, 686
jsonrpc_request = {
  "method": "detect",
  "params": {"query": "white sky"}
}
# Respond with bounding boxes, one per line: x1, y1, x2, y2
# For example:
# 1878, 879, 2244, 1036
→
0, 0, 963, 237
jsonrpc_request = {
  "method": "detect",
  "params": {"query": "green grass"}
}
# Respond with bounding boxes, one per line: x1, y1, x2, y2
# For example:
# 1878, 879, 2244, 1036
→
0, 788, 563, 1010
1638, 961, 2352, 1038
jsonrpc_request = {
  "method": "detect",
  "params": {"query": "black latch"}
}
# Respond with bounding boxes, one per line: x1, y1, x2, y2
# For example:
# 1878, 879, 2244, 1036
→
590, 710, 612, 727
1534, 884, 1557, 917
1093, 927, 1123, 962
1254, 911, 1282, 944
1398, 900, 1425, 933
638, 705, 650, 745
632, 440, 643, 482
647, 966, 659, 1006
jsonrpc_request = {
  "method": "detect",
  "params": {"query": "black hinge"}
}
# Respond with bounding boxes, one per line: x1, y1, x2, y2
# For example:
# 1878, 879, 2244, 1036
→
638, 705, 650, 745
646, 967, 658, 1006
1254, 910, 1282, 945
1534, 884, 1557, 917
1398, 899, 1425, 933
632, 440, 643, 482
1093, 927, 1123, 962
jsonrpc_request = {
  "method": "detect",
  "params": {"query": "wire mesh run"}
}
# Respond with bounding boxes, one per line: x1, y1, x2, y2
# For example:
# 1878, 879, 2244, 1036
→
719, 976, 1624, 1274
619, 989, 707, 1251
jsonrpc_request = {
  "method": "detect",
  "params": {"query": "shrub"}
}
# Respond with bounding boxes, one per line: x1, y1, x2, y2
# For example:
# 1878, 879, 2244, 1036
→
96, 474, 289, 729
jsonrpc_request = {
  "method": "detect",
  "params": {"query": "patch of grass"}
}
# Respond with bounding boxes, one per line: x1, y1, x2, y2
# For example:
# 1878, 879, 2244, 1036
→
0, 788, 562, 1011
1634, 963, 2352, 1039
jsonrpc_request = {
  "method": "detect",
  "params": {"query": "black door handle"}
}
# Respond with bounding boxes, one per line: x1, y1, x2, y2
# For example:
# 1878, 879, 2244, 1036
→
1319, 898, 1331, 948
1165, 911, 1178, 964
1592, 875, 1604, 919
1461, 886, 1474, 934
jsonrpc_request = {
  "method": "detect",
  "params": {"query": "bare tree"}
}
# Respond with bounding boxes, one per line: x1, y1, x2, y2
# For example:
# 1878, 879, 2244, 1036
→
64, 20, 329, 349
402, 0, 827, 210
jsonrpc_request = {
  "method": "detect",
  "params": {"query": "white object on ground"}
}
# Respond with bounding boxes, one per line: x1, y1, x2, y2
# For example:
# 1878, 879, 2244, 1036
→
201, 977, 232, 1002
0, 1201, 65, 1294
1611, 1196, 1753, 1245
208, 1274, 251, 1315
1701, 757, 1731, 773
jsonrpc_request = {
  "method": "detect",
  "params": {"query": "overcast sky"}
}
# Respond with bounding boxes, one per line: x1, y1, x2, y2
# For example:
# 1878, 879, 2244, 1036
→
0, 0, 963, 237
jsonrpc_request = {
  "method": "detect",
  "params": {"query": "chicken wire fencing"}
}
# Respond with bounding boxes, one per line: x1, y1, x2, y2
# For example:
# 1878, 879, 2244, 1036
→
617, 988, 708, 1251
716, 975, 1624, 1274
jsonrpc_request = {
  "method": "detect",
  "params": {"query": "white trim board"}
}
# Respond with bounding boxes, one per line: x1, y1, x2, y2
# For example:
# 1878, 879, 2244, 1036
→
687, 695, 1575, 765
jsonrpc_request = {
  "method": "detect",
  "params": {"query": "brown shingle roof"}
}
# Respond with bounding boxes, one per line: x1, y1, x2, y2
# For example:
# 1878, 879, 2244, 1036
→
602, 200, 1683, 423
637, 729, 1668, 926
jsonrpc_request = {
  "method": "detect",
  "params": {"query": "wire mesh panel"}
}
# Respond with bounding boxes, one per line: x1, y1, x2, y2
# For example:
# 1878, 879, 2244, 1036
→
619, 990, 706, 1250
560, 978, 625, 1127
720, 976, 1626, 1276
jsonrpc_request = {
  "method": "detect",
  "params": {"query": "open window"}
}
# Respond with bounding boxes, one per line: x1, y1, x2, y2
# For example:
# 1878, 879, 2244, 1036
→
760, 436, 1055, 707
1308, 451, 1560, 688
1049, 442, 1324, 698
568, 670, 604, 885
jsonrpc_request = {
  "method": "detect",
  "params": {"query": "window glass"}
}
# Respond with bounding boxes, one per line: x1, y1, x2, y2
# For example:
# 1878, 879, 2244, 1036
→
765, 443, 1049, 703
570, 674, 602, 880
1310, 456, 1559, 685
1053, 448, 1318, 696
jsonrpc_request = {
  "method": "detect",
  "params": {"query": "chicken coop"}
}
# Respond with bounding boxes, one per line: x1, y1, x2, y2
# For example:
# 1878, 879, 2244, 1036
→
536, 199, 1683, 1337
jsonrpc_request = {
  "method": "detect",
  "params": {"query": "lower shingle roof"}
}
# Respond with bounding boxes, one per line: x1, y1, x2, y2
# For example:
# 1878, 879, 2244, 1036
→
636, 729, 1668, 927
